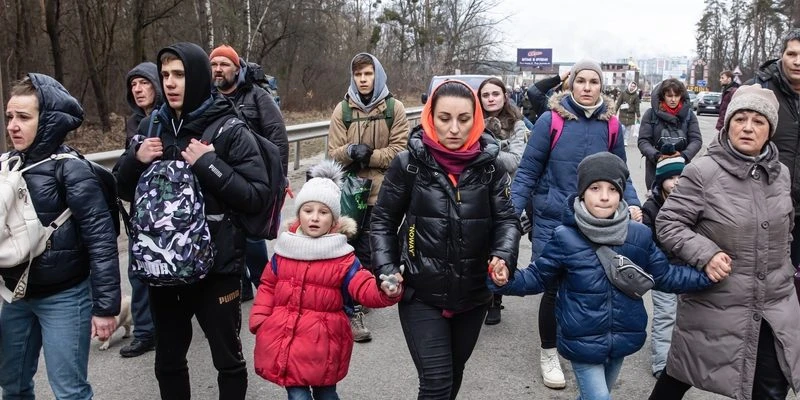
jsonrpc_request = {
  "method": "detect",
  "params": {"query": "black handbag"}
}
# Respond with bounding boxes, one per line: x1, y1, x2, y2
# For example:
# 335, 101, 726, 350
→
595, 246, 655, 299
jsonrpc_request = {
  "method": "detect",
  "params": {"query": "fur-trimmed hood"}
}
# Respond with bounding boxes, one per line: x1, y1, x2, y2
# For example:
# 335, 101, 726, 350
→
547, 91, 617, 121
282, 215, 358, 239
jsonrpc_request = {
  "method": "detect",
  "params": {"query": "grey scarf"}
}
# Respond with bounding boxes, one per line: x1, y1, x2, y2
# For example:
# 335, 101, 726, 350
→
573, 197, 629, 246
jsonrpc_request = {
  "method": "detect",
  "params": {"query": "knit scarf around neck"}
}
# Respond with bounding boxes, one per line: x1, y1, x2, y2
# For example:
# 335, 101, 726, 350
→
660, 101, 682, 116
569, 93, 604, 118
422, 133, 481, 185
573, 197, 629, 246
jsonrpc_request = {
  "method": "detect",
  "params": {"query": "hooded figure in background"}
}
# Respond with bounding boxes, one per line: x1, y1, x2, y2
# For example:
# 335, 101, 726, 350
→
125, 62, 163, 147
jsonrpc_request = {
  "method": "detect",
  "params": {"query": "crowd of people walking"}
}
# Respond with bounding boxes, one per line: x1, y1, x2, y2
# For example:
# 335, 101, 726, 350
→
4, 28, 800, 400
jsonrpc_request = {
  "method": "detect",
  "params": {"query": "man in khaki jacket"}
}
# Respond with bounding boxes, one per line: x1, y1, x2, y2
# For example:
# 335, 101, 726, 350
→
328, 52, 409, 342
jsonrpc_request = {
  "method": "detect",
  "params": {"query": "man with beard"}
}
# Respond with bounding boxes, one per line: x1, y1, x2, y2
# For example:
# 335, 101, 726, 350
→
114, 42, 270, 399
209, 45, 287, 301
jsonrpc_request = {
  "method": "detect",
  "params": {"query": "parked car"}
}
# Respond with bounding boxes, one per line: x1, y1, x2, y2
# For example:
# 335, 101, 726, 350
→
688, 92, 698, 109
421, 74, 496, 104
695, 92, 721, 115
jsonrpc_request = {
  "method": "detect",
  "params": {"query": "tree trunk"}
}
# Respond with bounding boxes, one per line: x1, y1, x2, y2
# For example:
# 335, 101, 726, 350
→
132, 0, 146, 65
76, 0, 111, 132
245, 0, 252, 59
204, 0, 214, 50
43, 0, 64, 82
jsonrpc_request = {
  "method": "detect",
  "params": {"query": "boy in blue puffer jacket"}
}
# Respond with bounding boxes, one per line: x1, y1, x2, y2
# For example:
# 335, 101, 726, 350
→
489, 152, 713, 400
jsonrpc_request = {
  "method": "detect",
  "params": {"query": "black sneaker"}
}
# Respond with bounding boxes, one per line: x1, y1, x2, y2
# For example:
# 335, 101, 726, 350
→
484, 304, 502, 325
119, 339, 155, 358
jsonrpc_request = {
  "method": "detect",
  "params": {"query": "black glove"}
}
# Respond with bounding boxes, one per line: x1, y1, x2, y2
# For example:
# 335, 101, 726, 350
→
348, 144, 373, 163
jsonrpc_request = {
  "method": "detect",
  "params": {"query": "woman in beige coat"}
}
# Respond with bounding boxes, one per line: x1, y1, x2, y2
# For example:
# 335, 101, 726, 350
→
649, 85, 800, 399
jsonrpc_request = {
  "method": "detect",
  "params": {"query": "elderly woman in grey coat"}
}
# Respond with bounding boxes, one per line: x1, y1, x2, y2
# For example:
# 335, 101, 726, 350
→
649, 85, 800, 400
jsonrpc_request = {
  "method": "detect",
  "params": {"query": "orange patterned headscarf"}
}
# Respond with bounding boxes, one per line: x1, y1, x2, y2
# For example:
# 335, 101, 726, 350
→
420, 79, 485, 151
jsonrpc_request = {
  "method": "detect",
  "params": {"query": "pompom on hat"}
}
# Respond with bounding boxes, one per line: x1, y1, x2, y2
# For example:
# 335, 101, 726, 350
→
293, 160, 344, 219
723, 84, 779, 137
209, 45, 240, 68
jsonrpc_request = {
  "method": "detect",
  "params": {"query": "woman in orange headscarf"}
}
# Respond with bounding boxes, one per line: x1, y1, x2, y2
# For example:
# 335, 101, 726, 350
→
370, 80, 521, 399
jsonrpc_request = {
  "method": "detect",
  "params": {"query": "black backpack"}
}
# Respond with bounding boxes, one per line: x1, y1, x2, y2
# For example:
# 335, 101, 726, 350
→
202, 115, 287, 240
61, 147, 123, 237
243, 61, 280, 108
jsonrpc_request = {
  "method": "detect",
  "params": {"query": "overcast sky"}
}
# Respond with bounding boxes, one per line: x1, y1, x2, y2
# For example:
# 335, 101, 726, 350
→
492, 0, 705, 62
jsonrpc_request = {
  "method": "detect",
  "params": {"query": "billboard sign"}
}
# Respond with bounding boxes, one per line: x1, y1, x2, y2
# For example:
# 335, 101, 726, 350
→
517, 48, 553, 67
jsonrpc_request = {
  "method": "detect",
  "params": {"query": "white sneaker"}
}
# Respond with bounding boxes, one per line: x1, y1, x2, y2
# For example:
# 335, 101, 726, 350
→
540, 348, 566, 389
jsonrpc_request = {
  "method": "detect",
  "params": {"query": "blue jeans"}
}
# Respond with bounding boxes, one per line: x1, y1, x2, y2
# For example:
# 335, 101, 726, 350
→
650, 290, 677, 375
0, 279, 93, 400
286, 385, 339, 400
571, 357, 625, 400
129, 254, 154, 341
242, 238, 268, 298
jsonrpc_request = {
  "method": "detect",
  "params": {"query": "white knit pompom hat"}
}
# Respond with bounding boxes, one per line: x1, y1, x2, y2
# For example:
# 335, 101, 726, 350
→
293, 160, 344, 219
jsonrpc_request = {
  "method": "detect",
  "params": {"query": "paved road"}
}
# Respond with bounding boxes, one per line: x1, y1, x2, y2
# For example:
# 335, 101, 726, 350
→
26, 110, 767, 399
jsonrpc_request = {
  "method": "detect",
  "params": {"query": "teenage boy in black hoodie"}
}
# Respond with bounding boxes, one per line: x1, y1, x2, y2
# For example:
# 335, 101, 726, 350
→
114, 42, 270, 400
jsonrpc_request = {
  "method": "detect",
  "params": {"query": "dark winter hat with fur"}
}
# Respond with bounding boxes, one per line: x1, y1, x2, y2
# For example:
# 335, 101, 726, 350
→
577, 152, 629, 197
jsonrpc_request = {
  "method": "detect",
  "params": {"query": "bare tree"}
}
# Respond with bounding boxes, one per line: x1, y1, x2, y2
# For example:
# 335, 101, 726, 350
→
203, 0, 214, 50
42, 0, 64, 82
76, 0, 111, 132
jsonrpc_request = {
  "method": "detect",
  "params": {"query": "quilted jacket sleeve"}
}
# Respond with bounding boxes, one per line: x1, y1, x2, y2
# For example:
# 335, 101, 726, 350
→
656, 162, 722, 269
370, 153, 413, 278
192, 124, 271, 214
349, 269, 400, 309
250, 257, 278, 333
62, 158, 120, 317
510, 112, 553, 214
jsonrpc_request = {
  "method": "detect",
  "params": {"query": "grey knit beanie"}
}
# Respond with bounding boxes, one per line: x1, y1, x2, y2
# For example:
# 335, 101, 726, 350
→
568, 59, 604, 89
724, 84, 779, 137
577, 152, 629, 197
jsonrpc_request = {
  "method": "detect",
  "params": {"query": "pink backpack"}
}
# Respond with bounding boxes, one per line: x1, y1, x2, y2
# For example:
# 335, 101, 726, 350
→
549, 112, 620, 151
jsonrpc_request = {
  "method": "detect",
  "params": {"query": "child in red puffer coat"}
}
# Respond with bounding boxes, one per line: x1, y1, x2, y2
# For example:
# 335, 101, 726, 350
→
249, 160, 402, 399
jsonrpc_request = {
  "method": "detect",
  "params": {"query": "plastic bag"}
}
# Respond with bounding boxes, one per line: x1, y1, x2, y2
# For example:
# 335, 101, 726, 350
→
340, 172, 372, 225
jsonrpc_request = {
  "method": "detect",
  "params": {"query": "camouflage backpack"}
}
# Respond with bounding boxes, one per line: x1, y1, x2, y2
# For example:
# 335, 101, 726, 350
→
130, 159, 215, 286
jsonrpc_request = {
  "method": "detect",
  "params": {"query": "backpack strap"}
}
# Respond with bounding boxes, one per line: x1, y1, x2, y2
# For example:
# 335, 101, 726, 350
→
341, 100, 353, 131
549, 111, 565, 151
383, 96, 395, 130
607, 116, 620, 150
146, 114, 163, 139
341, 257, 361, 315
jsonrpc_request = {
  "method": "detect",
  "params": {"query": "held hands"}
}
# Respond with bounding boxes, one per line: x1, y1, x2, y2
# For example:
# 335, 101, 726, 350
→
347, 144, 373, 163
181, 138, 215, 166
91, 316, 117, 341
379, 273, 403, 297
488, 256, 509, 286
705, 252, 732, 283
628, 205, 643, 222
136, 138, 163, 163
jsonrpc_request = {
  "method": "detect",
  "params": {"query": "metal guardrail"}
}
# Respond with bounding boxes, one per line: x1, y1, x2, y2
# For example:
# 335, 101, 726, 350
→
86, 106, 424, 170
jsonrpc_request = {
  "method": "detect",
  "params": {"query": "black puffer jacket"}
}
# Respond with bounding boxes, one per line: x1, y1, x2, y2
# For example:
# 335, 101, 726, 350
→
371, 127, 520, 312
115, 43, 271, 277
752, 59, 800, 215
2, 73, 120, 316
